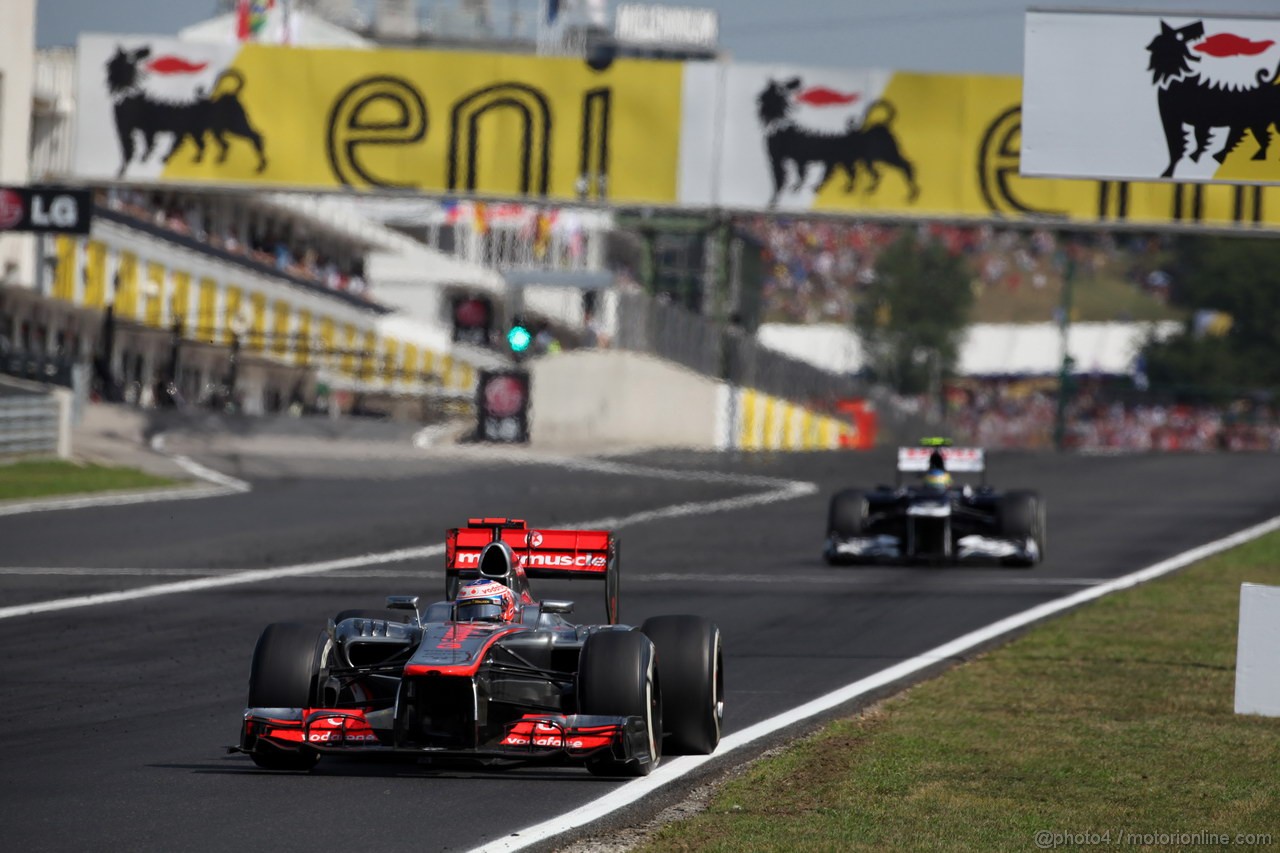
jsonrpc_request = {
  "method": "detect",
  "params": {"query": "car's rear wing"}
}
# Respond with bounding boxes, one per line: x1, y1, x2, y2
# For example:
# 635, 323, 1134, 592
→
897, 446, 986, 473
445, 518, 620, 623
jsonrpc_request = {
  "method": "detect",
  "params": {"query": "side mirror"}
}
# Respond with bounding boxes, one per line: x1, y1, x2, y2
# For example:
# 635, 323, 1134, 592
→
386, 595, 420, 621
541, 600, 574, 615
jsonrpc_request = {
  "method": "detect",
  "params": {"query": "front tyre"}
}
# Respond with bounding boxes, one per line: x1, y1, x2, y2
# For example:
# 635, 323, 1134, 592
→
246, 622, 327, 771
577, 630, 661, 777
641, 615, 722, 755
998, 490, 1045, 568
827, 489, 868, 538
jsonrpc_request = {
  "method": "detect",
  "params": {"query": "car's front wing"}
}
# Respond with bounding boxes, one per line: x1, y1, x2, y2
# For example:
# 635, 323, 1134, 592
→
238, 707, 650, 764
825, 533, 1040, 565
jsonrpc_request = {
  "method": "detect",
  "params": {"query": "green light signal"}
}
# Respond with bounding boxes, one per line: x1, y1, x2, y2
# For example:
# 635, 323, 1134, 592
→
507, 325, 532, 353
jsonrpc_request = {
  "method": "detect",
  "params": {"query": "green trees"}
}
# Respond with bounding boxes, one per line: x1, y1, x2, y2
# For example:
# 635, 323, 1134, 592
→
1141, 236, 1280, 395
854, 231, 974, 393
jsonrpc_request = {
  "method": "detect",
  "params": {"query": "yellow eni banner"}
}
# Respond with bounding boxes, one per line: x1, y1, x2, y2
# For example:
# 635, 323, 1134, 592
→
73, 35, 1280, 230
676, 63, 1280, 230
74, 35, 682, 204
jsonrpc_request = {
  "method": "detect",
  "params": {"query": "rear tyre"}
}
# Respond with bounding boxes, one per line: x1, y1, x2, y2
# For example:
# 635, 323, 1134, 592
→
246, 622, 327, 771
577, 630, 661, 777
641, 616, 722, 755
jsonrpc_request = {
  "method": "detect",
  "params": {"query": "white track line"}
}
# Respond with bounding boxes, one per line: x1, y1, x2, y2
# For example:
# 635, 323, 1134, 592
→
472, 512, 1280, 853
171, 455, 252, 492
0, 453, 250, 518
0, 484, 233, 516
0, 459, 812, 621
0, 545, 446, 620
0, 567, 1108, 586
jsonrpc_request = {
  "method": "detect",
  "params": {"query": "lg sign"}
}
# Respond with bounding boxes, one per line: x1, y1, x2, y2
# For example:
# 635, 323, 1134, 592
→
0, 187, 93, 234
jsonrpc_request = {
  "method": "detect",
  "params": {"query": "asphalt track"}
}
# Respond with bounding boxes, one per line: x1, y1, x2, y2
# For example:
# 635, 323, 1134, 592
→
4, 445, 1280, 852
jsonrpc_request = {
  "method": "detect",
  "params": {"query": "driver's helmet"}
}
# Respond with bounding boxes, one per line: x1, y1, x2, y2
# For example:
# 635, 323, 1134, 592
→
923, 467, 952, 490
455, 579, 517, 623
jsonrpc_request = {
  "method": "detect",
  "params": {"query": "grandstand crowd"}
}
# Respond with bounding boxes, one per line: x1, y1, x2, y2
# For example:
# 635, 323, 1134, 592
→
944, 380, 1280, 452
101, 188, 373, 300
742, 217, 1175, 324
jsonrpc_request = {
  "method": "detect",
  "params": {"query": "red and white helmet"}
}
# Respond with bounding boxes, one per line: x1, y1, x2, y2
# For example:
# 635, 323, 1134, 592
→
455, 579, 517, 623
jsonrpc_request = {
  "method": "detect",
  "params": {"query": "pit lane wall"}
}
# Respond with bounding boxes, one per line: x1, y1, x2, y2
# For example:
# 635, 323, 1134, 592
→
528, 350, 863, 451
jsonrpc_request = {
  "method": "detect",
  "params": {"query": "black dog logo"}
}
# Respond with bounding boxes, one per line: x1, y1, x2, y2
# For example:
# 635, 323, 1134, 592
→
1147, 20, 1280, 178
106, 45, 268, 178
756, 77, 919, 207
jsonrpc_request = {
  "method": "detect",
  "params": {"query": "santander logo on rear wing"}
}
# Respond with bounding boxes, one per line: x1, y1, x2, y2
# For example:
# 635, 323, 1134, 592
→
897, 446, 985, 473
445, 518, 615, 577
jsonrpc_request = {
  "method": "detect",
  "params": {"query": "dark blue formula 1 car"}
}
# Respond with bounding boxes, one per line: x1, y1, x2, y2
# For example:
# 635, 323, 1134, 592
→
824, 441, 1046, 567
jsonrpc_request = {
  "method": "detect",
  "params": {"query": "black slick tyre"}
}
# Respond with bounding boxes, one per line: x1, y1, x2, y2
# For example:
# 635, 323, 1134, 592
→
246, 622, 327, 771
826, 489, 870, 565
641, 615, 722, 755
827, 489, 868, 538
997, 490, 1044, 568
577, 630, 661, 777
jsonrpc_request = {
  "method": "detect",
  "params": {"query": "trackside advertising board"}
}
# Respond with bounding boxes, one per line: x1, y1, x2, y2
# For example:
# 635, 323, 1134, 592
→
73, 33, 1280, 231
1023, 10, 1280, 186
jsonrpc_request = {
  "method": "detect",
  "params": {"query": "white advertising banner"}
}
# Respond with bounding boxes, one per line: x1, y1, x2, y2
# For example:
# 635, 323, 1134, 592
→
76, 37, 245, 183
1023, 10, 1280, 184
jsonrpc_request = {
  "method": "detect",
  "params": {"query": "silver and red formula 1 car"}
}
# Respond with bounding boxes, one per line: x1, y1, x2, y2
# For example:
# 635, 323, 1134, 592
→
236, 518, 723, 776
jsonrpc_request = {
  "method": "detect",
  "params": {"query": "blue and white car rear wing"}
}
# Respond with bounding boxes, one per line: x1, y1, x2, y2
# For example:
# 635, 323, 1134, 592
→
897, 446, 985, 473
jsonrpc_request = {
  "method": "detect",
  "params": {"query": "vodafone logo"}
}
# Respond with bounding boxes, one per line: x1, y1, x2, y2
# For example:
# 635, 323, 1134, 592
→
0, 190, 24, 230
528, 531, 544, 547
484, 376, 525, 418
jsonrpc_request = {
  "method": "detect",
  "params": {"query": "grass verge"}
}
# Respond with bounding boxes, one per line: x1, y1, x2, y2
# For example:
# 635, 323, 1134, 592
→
0, 459, 175, 501
643, 534, 1280, 852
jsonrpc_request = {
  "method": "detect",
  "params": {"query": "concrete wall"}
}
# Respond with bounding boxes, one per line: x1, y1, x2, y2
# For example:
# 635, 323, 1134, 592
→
530, 350, 725, 450
529, 349, 864, 451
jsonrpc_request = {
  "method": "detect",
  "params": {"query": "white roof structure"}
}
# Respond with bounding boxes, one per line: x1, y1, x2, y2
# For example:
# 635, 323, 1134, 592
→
757, 321, 1183, 378
757, 323, 865, 375
958, 321, 1181, 377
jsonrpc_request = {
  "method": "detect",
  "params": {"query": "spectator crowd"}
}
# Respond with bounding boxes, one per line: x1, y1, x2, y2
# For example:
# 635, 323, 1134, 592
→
944, 380, 1280, 452
742, 218, 1177, 325
101, 188, 374, 301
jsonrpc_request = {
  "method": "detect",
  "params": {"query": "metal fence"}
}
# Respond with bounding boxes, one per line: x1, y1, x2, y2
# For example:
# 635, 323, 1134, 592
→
614, 289, 862, 404
612, 289, 938, 444
0, 392, 61, 457
613, 290, 721, 376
